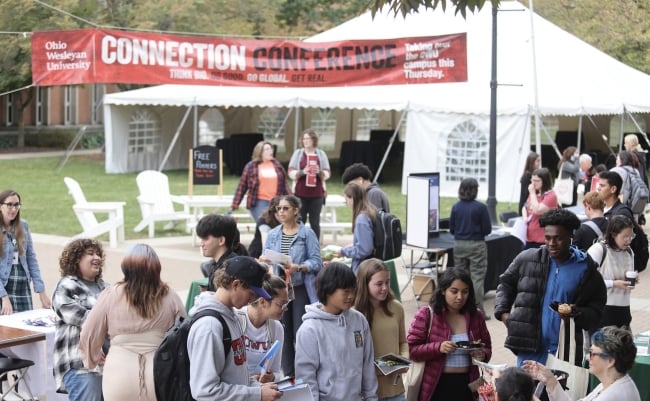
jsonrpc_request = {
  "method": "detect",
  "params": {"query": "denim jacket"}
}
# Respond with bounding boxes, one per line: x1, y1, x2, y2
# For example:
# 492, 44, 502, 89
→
0, 221, 46, 298
264, 222, 322, 301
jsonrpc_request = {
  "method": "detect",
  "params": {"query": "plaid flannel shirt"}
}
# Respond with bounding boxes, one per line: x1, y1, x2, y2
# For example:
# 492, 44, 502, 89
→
231, 159, 291, 210
52, 275, 108, 393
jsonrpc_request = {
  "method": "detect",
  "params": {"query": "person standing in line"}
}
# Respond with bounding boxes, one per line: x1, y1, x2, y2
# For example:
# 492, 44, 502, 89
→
572, 192, 608, 252
195, 214, 240, 292
597, 171, 634, 221
354, 258, 408, 401
623, 134, 648, 185
522, 168, 559, 249
187, 256, 281, 401
80, 244, 186, 401
578, 153, 595, 193
295, 262, 378, 401
339, 183, 376, 274
557, 146, 580, 206
587, 215, 637, 329
231, 141, 291, 222
449, 178, 492, 319
519, 152, 541, 215
237, 275, 288, 384
52, 238, 109, 401
342, 163, 390, 212
407, 268, 491, 401
288, 129, 331, 240
0, 189, 51, 313
260, 195, 322, 378
494, 209, 606, 366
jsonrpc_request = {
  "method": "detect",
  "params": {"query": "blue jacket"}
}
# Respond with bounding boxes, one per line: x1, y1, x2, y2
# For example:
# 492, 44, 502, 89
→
0, 221, 46, 298
341, 213, 374, 274
264, 222, 322, 302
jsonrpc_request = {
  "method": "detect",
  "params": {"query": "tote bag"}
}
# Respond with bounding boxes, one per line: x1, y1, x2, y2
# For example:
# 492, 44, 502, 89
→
554, 164, 574, 205
545, 318, 589, 400
404, 306, 433, 401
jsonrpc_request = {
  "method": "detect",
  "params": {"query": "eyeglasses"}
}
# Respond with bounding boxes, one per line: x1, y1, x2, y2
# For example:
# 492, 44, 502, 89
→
1, 203, 20, 209
622, 234, 636, 242
273, 300, 291, 311
587, 350, 610, 359
276, 206, 291, 212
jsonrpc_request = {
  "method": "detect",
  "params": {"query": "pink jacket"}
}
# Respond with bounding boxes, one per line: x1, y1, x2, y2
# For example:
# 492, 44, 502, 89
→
407, 306, 492, 401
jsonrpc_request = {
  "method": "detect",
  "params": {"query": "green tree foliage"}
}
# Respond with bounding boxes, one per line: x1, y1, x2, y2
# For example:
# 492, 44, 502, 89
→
370, 0, 500, 18
531, 0, 650, 74
276, 0, 369, 35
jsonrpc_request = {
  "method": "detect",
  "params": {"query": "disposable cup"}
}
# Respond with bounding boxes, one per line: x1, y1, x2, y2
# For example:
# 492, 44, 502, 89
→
626, 271, 638, 288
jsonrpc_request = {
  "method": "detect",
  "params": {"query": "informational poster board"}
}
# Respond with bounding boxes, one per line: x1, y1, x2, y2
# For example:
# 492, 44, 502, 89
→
406, 173, 440, 248
188, 146, 222, 195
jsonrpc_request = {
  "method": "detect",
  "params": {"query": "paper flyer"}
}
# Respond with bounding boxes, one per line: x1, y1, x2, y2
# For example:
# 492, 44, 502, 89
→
258, 340, 281, 374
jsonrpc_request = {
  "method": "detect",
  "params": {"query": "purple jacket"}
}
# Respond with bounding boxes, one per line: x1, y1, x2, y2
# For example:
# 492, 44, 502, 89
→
407, 305, 492, 401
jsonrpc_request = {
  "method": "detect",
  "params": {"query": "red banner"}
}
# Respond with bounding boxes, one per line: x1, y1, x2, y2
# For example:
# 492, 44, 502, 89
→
31, 29, 467, 87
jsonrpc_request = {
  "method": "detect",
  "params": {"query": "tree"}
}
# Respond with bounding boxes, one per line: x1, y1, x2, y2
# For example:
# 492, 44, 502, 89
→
370, 0, 501, 18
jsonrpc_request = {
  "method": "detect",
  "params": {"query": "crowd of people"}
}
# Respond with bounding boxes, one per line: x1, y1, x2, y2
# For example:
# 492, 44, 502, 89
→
2, 130, 649, 401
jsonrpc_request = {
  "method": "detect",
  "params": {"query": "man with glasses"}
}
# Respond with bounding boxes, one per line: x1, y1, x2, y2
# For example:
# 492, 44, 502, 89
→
495, 208, 606, 366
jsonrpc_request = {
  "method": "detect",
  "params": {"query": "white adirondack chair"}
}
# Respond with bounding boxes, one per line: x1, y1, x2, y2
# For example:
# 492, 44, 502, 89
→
63, 177, 126, 248
134, 170, 193, 238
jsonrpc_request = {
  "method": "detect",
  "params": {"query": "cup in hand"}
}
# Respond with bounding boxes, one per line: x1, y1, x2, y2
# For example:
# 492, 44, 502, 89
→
625, 270, 638, 288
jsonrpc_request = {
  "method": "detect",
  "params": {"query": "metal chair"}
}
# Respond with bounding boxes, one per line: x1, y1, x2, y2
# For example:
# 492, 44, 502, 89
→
0, 356, 35, 400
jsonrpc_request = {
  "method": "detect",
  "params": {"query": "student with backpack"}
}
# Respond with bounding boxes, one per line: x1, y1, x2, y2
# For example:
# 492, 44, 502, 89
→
449, 178, 492, 319
573, 192, 608, 251
236, 275, 288, 384
586, 215, 639, 329
187, 256, 282, 401
339, 182, 376, 274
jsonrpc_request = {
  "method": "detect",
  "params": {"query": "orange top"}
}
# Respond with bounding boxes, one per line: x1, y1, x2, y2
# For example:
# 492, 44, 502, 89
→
257, 161, 279, 201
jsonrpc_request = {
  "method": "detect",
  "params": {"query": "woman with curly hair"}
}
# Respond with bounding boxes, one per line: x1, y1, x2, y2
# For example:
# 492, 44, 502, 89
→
80, 244, 185, 401
52, 238, 109, 401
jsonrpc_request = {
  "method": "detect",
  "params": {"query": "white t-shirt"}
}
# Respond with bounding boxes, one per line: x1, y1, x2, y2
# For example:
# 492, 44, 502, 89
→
237, 306, 285, 379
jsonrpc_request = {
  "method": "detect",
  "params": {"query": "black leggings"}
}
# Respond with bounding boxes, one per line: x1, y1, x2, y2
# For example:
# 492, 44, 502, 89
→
430, 372, 473, 401
299, 196, 324, 240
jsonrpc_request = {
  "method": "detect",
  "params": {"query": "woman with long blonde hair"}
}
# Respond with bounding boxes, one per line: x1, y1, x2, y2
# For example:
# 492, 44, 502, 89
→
80, 244, 185, 401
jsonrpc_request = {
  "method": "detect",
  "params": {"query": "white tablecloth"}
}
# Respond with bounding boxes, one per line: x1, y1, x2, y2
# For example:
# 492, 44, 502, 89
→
0, 308, 67, 400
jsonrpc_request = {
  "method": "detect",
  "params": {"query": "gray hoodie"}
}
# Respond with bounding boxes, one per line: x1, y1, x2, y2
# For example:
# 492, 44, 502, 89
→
187, 292, 261, 401
295, 303, 378, 401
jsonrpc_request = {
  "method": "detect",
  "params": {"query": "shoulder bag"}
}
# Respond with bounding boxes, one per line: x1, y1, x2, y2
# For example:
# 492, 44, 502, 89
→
554, 163, 574, 205
404, 306, 433, 401
545, 317, 589, 400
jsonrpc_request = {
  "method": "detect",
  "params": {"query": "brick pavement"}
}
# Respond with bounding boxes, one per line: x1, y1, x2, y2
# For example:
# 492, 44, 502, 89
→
30, 229, 650, 369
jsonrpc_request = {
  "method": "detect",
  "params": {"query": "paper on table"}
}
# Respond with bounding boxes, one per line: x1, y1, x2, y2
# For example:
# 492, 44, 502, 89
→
263, 249, 292, 265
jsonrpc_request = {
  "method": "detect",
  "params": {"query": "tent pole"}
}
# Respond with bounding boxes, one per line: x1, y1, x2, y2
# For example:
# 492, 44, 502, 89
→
619, 110, 625, 151
159, 105, 193, 171
577, 115, 583, 151
193, 104, 198, 148
294, 105, 300, 152
373, 108, 407, 184
486, 5, 498, 225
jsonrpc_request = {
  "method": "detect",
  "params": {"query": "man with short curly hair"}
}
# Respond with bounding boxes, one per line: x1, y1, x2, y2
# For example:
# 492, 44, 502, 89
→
341, 163, 390, 212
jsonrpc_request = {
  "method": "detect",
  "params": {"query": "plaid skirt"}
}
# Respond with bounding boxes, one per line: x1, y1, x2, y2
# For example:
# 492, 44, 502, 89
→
2, 264, 33, 312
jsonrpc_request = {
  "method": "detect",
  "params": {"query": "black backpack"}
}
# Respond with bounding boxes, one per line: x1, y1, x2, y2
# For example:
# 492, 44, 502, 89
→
154, 309, 231, 401
372, 209, 403, 261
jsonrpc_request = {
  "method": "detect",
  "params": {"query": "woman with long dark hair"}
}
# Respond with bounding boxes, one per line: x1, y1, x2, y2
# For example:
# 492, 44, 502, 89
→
522, 168, 558, 249
80, 244, 185, 401
557, 146, 580, 206
340, 182, 376, 274
519, 152, 541, 215
407, 268, 491, 401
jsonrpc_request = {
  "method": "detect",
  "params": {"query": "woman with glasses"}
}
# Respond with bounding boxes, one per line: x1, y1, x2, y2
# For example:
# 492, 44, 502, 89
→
522, 168, 558, 249
288, 128, 331, 240
231, 141, 291, 222
587, 215, 638, 329
523, 326, 641, 401
0, 189, 51, 313
237, 275, 288, 384
260, 194, 322, 378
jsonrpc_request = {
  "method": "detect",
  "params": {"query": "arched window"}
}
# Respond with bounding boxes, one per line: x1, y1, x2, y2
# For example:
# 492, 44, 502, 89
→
356, 110, 379, 141
128, 110, 161, 154
310, 108, 336, 151
257, 107, 286, 151
198, 108, 225, 146
445, 119, 488, 183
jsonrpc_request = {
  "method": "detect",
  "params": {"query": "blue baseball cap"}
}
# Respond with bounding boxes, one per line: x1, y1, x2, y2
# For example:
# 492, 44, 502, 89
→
224, 256, 271, 300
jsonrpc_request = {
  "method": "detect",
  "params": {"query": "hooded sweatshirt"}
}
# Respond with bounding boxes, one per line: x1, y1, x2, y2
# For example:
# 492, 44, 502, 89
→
187, 292, 261, 401
295, 303, 378, 401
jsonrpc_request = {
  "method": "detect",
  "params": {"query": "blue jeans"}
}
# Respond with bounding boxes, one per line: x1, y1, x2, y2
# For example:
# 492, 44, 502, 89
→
249, 199, 270, 222
63, 369, 103, 401
379, 393, 406, 401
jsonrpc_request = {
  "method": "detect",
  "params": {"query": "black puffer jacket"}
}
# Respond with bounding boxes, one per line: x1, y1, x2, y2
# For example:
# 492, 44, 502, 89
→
494, 246, 606, 364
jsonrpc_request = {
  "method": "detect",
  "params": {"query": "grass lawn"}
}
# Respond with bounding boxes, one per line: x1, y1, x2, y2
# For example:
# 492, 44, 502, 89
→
2, 153, 518, 240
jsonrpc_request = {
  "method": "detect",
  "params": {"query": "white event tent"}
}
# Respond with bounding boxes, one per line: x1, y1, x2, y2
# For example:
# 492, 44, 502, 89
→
103, 0, 650, 202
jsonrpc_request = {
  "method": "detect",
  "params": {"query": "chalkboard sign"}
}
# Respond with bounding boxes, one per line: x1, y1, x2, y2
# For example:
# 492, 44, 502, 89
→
192, 145, 220, 185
